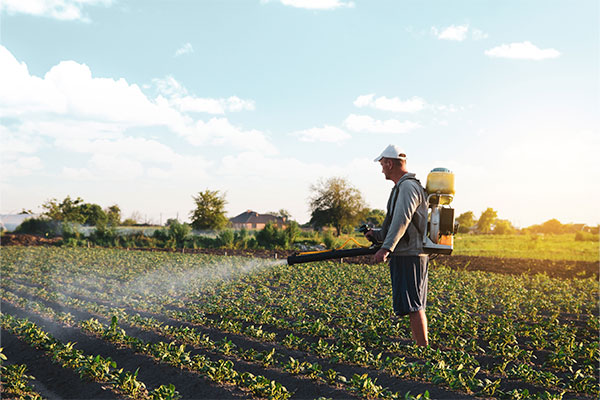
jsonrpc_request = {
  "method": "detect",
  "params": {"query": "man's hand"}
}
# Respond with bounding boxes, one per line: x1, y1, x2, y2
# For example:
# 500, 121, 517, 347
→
374, 248, 390, 263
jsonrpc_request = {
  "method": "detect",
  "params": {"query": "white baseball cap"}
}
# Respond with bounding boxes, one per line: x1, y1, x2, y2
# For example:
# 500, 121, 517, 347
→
374, 144, 406, 162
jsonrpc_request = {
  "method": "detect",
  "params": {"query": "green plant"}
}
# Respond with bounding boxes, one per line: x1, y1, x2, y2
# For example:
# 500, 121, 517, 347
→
217, 229, 235, 249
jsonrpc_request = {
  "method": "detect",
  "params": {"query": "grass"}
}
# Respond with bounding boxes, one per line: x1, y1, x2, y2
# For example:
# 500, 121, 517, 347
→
453, 233, 599, 262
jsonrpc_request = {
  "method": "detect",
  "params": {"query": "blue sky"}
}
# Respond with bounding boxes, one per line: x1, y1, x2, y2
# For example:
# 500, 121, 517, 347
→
1, 0, 598, 227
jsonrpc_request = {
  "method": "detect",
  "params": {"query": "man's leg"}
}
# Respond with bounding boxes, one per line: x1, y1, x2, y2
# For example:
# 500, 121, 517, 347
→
409, 310, 428, 346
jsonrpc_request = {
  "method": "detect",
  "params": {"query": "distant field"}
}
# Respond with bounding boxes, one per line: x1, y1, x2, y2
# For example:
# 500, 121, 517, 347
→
453, 233, 599, 262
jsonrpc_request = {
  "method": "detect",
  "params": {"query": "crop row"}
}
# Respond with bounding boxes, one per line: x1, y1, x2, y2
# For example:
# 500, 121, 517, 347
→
1, 282, 433, 399
2, 277, 584, 399
0, 347, 43, 400
0, 289, 292, 400
9, 252, 588, 397
1, 313, 180, 400
2, 247, 598, 399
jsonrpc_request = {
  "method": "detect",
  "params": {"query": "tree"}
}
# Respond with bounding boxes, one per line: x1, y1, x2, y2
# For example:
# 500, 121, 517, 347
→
363, 209, 385, 227
309, 177, 367, 236
42, 196, 85, 222
493, 219, 516, 234
41, 196, 108, 226
105, 205, 121, 226
267, 209, 292, 221
477, 208, 498, 234
540, 219, 564, 234
456, 211, 477, 233
79, 203, 107, 226
190, 189, 229, 230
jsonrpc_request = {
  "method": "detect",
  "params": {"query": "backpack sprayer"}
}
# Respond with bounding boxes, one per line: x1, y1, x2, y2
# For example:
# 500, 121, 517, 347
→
287, 168, 457, 265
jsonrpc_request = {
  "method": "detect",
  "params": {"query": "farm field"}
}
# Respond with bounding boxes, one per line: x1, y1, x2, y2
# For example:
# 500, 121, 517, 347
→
452, 234, 599, 262
1, 247, 598, 399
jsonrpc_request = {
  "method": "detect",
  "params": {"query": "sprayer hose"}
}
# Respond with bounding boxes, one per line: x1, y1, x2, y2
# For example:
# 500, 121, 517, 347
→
296, 237, 371, 256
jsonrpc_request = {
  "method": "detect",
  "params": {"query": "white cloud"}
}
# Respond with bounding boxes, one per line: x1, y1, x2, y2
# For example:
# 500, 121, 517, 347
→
0, 154, 43, 180
62, 167, 94, 180
173, 96, 255, 114
484, 41, 560, 60
433, 24, 469, 41
353, 94, 426, 113
0, 0, 113, 21
89, 154, 145, 180
225, 96, 256, 112
263, 0, 354, 10
0, 124, 42, 155
219, 152, 343, 182
153, 76, 255, 114
59, 137, 179, 163
0, 47, 182, 126
291, 125, 351, 143
188, 118, 278, 154
471, 29, 488, 41
147, 155, 211, 181
431, 24, 488, 41
343, 114, 420, 134
174, 43, 194, 57
0, 46, 273, 160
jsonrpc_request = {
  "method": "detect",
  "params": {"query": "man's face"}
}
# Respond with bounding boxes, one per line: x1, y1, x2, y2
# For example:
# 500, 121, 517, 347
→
379, 158, 393, 180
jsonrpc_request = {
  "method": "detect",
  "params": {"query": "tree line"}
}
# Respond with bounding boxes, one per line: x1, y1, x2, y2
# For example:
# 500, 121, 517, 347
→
10, 177, 597, 239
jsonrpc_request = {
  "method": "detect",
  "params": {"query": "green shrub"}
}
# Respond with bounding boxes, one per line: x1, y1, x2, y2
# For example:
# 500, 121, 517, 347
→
218, 230, 235, 249
14, 218, 60, 237
190, 235, 220, 248
61, 222, 82, 240
152, 228, 170, 243
62, 237, 80, 247
233, 228, 250, 249
89, 225, 118, 247
168, 221, 191, 248
284, 221, 301, 245
575, 231, 599, 242
121, 233, 156, 248
246, 237, 258, 249
322, 231, 335, 249
256, 223, 288, 249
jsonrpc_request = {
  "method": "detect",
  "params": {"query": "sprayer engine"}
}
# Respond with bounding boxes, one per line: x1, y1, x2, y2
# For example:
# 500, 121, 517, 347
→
423, 168, 457, 255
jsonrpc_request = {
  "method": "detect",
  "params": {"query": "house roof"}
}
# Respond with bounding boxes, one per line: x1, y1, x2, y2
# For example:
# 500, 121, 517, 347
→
230, 210, 285, 224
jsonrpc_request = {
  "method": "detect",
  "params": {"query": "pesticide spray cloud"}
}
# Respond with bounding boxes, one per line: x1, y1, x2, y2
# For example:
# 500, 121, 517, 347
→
122, 256, 288, 302
39, 251, 289, 313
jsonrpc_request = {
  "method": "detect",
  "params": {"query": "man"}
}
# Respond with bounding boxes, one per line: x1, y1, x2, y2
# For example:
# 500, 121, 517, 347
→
364, 144, 429, 346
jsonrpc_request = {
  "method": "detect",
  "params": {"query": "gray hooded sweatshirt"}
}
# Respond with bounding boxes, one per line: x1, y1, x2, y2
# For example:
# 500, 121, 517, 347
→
371, 173, 428, 256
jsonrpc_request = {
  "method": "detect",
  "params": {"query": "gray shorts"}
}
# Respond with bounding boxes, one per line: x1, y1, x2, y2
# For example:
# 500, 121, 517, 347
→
389, 255, 428, 316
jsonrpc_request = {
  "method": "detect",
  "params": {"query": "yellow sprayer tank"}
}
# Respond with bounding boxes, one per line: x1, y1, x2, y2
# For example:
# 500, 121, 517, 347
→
426, 168, 455, 205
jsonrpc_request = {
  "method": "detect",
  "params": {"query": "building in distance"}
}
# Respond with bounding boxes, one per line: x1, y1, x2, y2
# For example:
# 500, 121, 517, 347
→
229, 210, 287, 230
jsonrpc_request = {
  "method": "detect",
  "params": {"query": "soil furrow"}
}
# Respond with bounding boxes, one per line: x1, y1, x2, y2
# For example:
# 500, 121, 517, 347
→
2, 287, 479, 399
1, 330, 119, 400
1, 301, 252, 400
